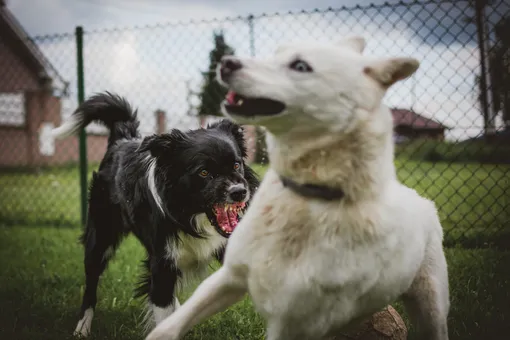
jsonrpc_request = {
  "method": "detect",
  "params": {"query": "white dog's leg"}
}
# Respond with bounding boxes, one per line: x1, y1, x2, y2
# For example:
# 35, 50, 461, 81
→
145, 267, 247, 340
402, 235, 450, 340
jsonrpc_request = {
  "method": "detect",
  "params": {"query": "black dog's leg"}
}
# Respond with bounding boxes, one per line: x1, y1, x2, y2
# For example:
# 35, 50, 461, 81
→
145, 252, 182, 331
74, 172, 125, 337
75, 219, 124, 337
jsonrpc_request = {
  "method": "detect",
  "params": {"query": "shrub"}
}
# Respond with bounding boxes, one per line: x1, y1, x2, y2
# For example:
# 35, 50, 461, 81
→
396, 139, 510, 164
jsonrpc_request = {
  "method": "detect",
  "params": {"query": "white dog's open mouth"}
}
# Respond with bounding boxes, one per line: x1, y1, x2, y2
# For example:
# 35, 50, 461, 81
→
222, 91, 286, 117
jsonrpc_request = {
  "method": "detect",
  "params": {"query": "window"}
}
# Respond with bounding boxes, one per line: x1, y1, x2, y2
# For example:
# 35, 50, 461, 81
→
0, 93, 25, 126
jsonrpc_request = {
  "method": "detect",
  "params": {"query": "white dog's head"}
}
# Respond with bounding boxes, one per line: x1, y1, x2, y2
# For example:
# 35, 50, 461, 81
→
216, 36, 419, 137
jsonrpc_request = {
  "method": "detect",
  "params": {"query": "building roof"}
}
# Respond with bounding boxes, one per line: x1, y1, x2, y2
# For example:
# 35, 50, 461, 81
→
391, 108, 450, 130
0, 0, 68, 95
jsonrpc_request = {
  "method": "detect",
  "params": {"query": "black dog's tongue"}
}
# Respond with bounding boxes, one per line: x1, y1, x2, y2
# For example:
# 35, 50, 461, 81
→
213, 202, 246, 234
216, 208, 238, 233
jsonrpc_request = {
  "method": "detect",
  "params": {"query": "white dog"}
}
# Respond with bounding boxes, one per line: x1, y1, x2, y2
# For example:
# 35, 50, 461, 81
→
146, 36, 450, 340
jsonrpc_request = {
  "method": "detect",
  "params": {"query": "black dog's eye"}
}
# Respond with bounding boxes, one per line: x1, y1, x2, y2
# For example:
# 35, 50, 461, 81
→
289, 59, 313, 72
234, 162, 241, 170
199, 169, 209, 177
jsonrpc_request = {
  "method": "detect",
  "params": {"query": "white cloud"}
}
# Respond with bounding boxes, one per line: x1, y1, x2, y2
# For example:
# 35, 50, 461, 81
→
108, 37, 139, 87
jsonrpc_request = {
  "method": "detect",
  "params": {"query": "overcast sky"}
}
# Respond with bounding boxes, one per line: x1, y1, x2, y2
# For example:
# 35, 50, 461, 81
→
5, 0, 508, 140
9, 0, 384, 35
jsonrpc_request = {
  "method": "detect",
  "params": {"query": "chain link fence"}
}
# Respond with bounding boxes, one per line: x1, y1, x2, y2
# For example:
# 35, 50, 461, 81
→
0, 0, 508, 249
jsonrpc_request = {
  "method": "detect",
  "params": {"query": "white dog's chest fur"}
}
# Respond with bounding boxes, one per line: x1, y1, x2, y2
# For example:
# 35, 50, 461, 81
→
225, 170, 439, 336
166, 214, 226, 287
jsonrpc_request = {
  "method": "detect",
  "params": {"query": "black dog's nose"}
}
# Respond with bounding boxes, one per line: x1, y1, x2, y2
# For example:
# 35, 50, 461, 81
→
220, 56, 243, 80
228, 186, 247, 202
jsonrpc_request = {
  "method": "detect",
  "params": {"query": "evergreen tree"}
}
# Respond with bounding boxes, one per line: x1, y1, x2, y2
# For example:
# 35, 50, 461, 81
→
198, 31, 234, 116
473, 16, 510, 131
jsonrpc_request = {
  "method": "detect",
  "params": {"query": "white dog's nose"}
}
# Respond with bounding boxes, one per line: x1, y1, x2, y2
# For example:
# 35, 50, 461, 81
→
220, 56, 243, 81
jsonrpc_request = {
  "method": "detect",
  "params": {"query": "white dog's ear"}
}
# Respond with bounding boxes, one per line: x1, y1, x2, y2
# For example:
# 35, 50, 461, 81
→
339, 36, 366, 53
364, 57, 419, 87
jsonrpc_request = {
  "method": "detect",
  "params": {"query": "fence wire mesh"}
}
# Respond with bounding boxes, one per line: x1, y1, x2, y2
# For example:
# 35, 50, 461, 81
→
0, 0, 508, 249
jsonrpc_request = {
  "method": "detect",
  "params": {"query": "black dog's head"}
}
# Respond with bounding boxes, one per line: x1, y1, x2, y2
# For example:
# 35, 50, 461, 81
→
138, 119, 259, 238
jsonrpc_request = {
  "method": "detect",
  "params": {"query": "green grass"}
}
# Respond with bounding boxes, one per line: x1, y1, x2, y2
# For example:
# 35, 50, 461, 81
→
394, 160, 510, 248
1, 161, 508, 248
395, 139, 510, 165
0, 162, 509, 338
0, 226, 509, 340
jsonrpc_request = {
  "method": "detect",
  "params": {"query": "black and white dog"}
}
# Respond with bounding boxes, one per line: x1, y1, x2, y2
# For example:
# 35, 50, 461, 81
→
51, 92, 259, 337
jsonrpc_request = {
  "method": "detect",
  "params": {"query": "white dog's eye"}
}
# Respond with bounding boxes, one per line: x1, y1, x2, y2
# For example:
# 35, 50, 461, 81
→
289, 59, 313, 72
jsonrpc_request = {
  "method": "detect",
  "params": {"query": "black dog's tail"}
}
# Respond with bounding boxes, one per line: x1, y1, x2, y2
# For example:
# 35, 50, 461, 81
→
51, 91, 140, 145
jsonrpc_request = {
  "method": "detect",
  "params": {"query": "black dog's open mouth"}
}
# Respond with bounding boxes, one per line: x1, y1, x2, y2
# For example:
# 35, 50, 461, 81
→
222, 91, 286, 117
207, 202, 246, 237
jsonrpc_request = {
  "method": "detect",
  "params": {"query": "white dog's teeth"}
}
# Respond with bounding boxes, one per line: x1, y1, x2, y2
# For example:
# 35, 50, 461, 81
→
237, 99, 244, 105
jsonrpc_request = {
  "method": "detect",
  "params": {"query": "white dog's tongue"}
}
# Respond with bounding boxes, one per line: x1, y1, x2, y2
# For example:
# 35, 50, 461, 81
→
226, 91, 236, 105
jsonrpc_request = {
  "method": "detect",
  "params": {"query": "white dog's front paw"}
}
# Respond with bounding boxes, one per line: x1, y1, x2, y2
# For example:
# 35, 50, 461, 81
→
145, 322, 180, 340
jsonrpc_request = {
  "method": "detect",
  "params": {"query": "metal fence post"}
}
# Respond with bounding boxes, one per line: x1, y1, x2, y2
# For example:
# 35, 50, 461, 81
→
247, 14, 265, 164
75, 26, 88, 226
247, 14, 255, 58
474, 0, 494, 136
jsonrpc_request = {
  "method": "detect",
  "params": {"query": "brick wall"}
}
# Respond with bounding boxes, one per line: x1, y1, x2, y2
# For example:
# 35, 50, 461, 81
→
0, 90, 108, 168
0, 6, 110, 169
156, 109, 166, 135
0, 126, 28, 166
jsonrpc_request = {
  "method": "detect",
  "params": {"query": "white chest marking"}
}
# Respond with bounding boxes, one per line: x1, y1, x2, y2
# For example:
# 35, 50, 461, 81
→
165, 213, 227, 289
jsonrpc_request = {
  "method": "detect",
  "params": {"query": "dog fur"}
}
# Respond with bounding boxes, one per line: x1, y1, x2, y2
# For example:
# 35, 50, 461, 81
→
145, 36, 450, 340
51, 92, 259, 337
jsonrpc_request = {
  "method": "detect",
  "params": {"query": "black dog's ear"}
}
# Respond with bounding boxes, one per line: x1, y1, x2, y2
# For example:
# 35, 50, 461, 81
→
209, 119, 248, 158
244, 165, 260, 193
137, 129, 187, 158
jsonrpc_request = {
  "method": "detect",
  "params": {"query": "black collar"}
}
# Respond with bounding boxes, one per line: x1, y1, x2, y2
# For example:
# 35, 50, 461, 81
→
280, 175, 345, 201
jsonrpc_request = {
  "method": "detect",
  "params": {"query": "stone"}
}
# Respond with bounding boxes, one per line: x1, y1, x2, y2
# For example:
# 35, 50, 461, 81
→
329, 305, 408, 340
